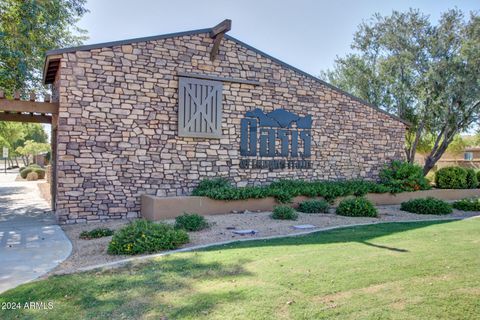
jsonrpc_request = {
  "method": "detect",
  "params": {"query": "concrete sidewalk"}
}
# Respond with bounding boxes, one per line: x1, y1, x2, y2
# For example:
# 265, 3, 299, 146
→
0, 172, 72, 294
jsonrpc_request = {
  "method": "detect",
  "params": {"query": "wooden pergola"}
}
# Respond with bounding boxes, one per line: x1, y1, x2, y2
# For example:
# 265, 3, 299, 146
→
0, 89, 59, 209
0, 90, 58, 124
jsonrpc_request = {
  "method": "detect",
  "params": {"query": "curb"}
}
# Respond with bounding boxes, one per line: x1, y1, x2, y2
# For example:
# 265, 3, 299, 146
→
70, 215, 480, 274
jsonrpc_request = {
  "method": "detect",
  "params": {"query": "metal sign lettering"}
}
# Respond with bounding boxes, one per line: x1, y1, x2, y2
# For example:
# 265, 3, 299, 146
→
239, 108, 312, 170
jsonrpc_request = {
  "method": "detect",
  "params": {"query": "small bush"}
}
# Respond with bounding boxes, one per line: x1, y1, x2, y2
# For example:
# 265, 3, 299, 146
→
379, 160, 430, 193
435, 167, 468, 189
465, 168, 478, 188
20, 165, 45, 179
297, 199, 329, 213
174, 213, 209, 231
80, 228, 114, 240
271, 205, 298, 220
108, 220, 189, 255
477, 171, 480, 185
26, 171, 38, 181
400, 197, 452, 215
20, 167, 33, 179
380, 160, 430, 193
336, 197, 378, 217
452, 198, 480, 211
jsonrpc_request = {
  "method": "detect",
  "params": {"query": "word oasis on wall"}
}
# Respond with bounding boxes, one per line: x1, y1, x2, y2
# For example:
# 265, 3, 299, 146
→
239, 108, 313, 170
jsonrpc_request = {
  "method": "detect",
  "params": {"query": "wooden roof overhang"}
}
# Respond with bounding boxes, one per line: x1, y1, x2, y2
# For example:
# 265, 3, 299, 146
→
43, 54, 62, 85
0, 91, 58, 124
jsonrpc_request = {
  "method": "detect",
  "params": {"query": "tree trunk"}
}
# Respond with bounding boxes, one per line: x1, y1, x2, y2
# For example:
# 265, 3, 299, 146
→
423, 156, 437, 176
423, 130, 457, 176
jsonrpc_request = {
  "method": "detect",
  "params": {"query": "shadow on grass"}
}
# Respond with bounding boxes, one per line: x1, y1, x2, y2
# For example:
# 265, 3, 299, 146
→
201, 220, 456, 253
0, 256, 253, 319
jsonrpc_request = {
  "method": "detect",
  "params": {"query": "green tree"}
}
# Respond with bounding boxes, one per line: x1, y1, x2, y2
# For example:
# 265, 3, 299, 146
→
0, 0, 88, 95
0, 122, 48, 166
321, 9, 480, 175
16, 140, 50, 165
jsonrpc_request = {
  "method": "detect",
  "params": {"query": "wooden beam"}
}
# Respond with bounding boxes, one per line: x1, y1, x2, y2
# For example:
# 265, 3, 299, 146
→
0, 113, 52, 124
210, 19, 232, 38
209, 19, 232, 61
210, 33, 224, 61
0, 99, 58, 114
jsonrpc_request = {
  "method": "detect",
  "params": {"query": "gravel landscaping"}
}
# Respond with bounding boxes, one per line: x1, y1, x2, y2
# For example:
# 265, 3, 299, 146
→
52, 205, 480, 275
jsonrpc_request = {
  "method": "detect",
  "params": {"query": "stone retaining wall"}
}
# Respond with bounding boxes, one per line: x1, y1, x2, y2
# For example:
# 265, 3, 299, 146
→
54, 31, 406, 223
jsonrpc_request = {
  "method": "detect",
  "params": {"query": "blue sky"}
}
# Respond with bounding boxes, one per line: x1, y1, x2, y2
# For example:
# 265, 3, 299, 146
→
77, 0, 479, 75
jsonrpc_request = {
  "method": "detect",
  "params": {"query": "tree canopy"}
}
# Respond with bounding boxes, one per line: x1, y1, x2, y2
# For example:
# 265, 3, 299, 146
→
0, 0, 88, 95
321, 8, 480, 174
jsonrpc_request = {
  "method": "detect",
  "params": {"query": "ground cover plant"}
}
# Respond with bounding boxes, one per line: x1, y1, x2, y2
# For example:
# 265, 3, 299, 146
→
192, 177, 390, 203
297, 199, 329, 213
174, 213, 209, 231
1, 219, 479, 319
400, 197, 452, 215
108, 220, 189, 255
79, 228, 114, 240
452, 198, 480, 211
379, 160, 431, 192
271, 205, 298, 220
336, 197, 378, 217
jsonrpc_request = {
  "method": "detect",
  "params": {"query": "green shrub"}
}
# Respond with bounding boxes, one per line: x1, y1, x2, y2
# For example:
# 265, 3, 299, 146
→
297, 199, 329, 213
80, 228, 114, 240
379, 160, 430, 193
452, 198, 480, 211
336, 197, 378, 217
192, 178, 231, 195
20, 167, 34, 179
400, 197, 452, 215
465, 168, 478, 188
192, 178, 391, 204
19, 165, 45, 179
174, 213, 209, 231
435, 167, 468, 189
108, 220, 189, 255
271, 205, 298, 220
477, 171, 480, 185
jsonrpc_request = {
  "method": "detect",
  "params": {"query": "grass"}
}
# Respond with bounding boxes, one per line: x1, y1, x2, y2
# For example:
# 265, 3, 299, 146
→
1, 219, 479, 319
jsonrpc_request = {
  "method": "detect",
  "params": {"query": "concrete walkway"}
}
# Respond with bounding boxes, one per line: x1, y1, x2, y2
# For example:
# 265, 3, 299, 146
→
0, 171, 71, 294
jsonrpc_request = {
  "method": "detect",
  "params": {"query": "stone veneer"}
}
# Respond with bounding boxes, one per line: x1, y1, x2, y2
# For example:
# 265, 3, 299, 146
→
53, 32, 406, 223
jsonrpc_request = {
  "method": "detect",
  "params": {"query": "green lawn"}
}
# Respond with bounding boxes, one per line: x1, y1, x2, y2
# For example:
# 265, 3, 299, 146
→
1, 219, 479, 320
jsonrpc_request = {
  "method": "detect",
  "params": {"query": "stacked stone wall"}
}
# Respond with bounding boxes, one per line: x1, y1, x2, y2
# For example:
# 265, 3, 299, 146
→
55, 32, 406, 223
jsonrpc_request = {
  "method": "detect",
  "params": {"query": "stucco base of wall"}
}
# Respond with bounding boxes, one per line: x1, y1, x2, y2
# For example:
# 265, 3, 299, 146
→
141, 189, 480, 220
